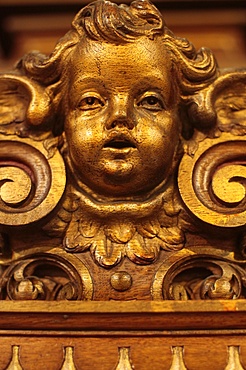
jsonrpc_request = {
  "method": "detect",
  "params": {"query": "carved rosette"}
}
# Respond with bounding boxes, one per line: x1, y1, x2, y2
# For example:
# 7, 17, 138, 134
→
179, 133, 246, 228
0, 135, 66, 227
0, 248, 93, 300
152, 249, 246, 300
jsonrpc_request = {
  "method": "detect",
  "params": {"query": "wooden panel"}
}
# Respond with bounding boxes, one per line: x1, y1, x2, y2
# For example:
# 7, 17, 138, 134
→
0, 301, 244, 331
0, 336, 243, 369
0, 301, 245, 369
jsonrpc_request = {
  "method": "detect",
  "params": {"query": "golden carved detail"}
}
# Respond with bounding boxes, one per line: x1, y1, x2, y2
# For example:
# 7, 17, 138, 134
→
0, 0, 245, 299
0, 248, 93, 300
114, 347, 134, 370
2, 344, 246, 369
179, 133, 246, 228
62, 183, 185, 267
152, 249, 246, 300
0, 167, 31, 205
0, 135, 66, 227
0, 0, 220, 269
6, 346, 24, 370
60, 347, 77, 370
170, 347, 188, 370
110, 271, 133, 292
225, 346, 245, 370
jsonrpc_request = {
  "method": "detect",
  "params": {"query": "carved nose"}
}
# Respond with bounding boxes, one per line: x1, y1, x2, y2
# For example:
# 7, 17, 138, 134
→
105, 99, 135, 130
109, 117, 135, 130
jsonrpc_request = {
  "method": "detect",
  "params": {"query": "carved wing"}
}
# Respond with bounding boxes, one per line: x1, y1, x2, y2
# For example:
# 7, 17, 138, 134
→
179, 69, 246, 228
0, 73, 54, 132
0, 73, 66, 227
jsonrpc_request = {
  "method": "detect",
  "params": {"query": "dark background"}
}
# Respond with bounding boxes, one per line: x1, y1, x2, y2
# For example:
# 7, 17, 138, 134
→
0, 0, 245, 71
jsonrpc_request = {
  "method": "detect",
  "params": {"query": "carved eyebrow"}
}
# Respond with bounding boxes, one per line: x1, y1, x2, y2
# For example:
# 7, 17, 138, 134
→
132, 76, 171, 102
72, 75, 171, 103
132, 75, 165, 87
74, 74, 167, 87
73, 77, 106, 88
70, 77, 107, 106
131, 73, 170, 88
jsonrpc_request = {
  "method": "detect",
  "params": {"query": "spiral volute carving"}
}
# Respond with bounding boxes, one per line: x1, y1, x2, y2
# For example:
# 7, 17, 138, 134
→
178, 133, 246, 227
0, 136, 66, 227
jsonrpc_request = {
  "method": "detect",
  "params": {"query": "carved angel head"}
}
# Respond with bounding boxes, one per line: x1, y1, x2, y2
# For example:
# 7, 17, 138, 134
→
3, 0, 243, 268
1, 0, 218, 200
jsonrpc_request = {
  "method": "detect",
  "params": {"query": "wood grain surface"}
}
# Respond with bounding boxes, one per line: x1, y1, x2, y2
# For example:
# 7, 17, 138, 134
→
0, 301, 245, 369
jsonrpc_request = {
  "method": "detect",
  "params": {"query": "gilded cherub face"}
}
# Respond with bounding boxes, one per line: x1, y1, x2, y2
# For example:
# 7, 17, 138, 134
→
64, 37, 181, 197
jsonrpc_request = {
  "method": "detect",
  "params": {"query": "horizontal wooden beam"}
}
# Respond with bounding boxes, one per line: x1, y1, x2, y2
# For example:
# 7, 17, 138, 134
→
0, 300, 245, 332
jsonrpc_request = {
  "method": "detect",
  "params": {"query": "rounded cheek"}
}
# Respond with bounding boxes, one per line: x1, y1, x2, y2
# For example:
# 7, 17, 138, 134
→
138, 115, 179, 156
65, 117, 106, 181
138, 117, 180, 185
162, 120, 180, 156
65, 118, 86, 164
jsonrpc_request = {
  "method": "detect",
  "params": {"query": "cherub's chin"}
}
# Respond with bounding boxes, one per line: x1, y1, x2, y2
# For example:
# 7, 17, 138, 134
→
103, 159, 134, 179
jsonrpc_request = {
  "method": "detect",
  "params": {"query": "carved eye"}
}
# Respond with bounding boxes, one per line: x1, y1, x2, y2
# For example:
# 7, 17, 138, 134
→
78, 95, 105, 111
137, 93, 165, 111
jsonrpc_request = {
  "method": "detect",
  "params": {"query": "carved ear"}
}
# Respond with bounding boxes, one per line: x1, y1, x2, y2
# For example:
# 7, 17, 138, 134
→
186, 70, 246, 132
0, 73, 52, 128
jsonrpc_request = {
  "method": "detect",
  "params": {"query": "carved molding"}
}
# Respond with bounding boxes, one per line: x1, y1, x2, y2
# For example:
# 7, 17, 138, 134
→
3, 344, 246, 370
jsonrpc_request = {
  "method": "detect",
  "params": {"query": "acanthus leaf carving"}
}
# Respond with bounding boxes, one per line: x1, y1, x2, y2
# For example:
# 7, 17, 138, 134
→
152, 249, 246, 301
0, 248, 93, 301
61, 186, 184, 267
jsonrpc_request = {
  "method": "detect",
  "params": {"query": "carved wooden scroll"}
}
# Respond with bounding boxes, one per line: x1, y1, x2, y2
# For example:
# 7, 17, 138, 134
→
0, 0, 245, 302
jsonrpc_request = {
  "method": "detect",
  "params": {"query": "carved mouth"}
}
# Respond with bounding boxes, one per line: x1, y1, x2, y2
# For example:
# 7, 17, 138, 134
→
104, 133, 136, 150
104, 139, 136, 149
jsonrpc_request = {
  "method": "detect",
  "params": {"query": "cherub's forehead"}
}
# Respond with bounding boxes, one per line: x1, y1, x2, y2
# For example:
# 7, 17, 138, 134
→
72, 35, 167, 59
69, 37, 171, 82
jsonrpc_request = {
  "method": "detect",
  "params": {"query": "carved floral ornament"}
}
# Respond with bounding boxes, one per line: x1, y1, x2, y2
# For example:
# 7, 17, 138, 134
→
0, 0, 245, 300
